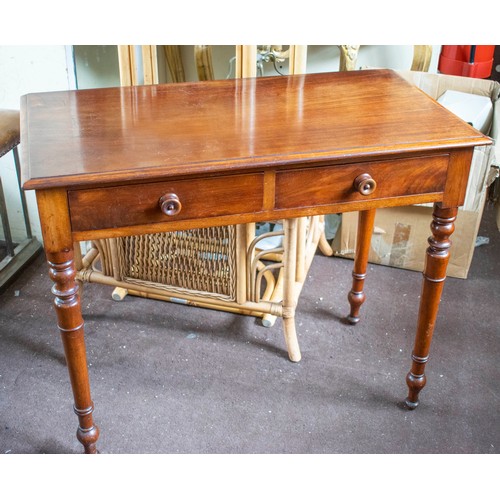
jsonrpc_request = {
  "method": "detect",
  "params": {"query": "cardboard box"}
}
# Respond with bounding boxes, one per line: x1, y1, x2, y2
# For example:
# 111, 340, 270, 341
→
334, 206, 484, 279
332, 71, 499, 279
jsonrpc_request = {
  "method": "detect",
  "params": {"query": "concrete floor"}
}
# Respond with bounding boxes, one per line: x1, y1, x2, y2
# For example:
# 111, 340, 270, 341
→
0, 204, 499, 454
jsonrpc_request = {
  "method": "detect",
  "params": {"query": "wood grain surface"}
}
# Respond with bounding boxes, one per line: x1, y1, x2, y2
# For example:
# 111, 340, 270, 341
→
21, 70, 490, 190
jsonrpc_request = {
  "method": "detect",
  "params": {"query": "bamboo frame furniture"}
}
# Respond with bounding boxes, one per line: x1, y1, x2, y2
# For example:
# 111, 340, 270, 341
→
90, 46, 331, 335
22, 70, 490, 453
78, 218, 324, 331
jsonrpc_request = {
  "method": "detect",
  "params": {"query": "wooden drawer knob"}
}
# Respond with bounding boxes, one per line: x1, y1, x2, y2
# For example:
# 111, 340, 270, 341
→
354, 173, 377, 196
159, 193, 182, 216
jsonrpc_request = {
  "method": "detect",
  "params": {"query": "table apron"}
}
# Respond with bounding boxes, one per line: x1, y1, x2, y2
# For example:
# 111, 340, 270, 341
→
68, 153, 450, 240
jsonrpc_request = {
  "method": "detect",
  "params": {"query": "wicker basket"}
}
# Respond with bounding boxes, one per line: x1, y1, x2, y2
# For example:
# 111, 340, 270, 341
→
108, 226, 237, 302
77, 216, 331, 361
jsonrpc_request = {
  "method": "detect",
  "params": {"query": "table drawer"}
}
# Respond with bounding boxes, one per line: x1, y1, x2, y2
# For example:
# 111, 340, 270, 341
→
69, 173, 264, 232
275, 155, 449, 210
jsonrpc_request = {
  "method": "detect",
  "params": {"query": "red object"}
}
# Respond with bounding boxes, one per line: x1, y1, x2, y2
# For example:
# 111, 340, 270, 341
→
438, 45, 495, 78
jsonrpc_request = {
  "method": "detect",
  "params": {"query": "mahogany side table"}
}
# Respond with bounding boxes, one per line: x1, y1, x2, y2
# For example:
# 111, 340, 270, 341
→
21, 70, 491, 453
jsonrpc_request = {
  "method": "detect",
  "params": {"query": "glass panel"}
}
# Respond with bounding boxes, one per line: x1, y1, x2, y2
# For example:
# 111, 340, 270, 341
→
304, 45, 438, 74
73, 45, 121, 89
305, 45, 343, 73
157, 45, 237, 83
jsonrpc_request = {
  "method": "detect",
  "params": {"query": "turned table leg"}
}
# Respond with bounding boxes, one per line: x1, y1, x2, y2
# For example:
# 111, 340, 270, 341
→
347, 209, 376, 324
48, 253, 99, 452
405, 204, 457, 409
37, 189, 99, 453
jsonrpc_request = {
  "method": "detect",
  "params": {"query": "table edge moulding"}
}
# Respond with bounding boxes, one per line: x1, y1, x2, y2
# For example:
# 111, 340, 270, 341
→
20, 69, 491, 453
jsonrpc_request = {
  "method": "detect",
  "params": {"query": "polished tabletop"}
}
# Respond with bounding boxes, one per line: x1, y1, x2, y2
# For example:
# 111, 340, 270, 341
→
21, 70, 489, 190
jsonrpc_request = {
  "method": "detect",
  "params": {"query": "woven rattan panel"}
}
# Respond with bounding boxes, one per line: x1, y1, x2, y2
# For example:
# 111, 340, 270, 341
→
111, 226, 237, 301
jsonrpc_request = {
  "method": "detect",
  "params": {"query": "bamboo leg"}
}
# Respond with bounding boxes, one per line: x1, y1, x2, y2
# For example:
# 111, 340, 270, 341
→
81, 247, 98, 271
262, 269, 284, 328
73, 242, 83, 271
314, 215, 334, 256
235, 224, 247, 305
257, 261, 277, 302
405, 204, 457, 409
347, 209, 376, 324
282, 218, 301, 362
108, 238, 121, 281
112, 287, 129, 301
296, 217, 307, 283
245, 222, 256, 299
73, 242, 84, 299
318, 228, 334, 257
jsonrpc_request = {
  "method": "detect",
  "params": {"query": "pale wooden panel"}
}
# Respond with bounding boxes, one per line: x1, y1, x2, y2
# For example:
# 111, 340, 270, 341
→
117, 45, 135, 86
142, 45, 158, 84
